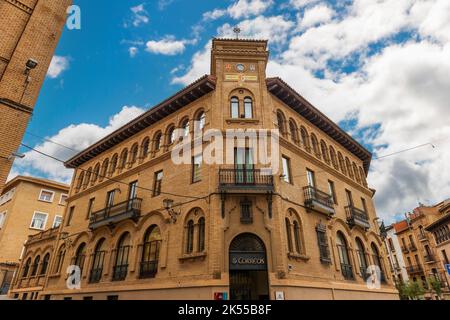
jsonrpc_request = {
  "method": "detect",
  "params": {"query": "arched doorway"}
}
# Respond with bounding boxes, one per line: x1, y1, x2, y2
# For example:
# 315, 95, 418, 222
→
229, 233, 269, 300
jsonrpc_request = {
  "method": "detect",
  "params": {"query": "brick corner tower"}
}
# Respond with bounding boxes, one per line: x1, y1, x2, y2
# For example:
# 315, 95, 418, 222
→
0, 0, 72, 192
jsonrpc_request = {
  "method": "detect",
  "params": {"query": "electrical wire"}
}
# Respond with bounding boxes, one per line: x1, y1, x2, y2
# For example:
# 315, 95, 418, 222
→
19, 143, 204, 200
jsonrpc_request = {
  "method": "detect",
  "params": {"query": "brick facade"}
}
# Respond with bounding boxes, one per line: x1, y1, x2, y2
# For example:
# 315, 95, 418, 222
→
0, 0, 71, 192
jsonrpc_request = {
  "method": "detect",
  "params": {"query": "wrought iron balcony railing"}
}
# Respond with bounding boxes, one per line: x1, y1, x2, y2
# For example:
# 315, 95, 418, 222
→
345, 205, 370, 230
219, 168, 274, 192
424, 254, 435, 263
341, 263, 355, 280
303, 186, 335, 216
89, 198, 142, 230
406, 265, 423, 274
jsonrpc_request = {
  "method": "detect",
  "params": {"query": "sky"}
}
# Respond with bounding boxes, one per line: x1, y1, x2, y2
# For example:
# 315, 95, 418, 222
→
9, 0, 450, 224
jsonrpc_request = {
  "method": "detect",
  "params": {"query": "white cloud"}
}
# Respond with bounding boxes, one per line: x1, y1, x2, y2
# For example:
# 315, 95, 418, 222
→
217, 16, 295, 45
47, 56, 69, 79
289, 0, 320, 9
12, 106, 145, 183
171, 42, 211, 85
203, 9, 227, 21
298, 4, 334, 30
127, 4, 149, 27
145, 37, 188, 55
158, 0, 174, 10
203, 0, 273, 21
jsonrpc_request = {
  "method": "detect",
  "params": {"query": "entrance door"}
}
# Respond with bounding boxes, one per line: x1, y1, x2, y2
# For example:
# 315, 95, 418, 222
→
229, 233, 269, 300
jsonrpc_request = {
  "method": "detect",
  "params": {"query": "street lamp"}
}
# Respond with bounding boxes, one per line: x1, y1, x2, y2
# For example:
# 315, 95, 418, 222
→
163, 198, 180, 223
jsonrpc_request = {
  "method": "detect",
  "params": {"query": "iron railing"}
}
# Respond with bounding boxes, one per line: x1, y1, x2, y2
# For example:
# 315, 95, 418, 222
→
219, 168, 274, 188
112, 265, 128, 281
406, 265, 423, 274
303, 186, 334, 209
89, 198, 142, 229
341, 263, 354, 280
345, 205, 370, 229
424, 254, 435, 263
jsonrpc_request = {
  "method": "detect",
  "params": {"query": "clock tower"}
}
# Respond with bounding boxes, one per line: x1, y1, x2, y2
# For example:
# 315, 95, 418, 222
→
210, 38, 272, 129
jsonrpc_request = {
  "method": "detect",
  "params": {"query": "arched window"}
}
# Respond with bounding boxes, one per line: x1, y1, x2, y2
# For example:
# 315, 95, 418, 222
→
141, 138, 150, 159
311, 134, 321, 158
371, 243, 383, 270
119, 149, 128, 170
185, 220, 194, 254
89, 238, 106, 283
338, 152, 347, 175
22, 258, 32, 278
285, 218, 293, 253
230, 97, 239, 118
40, 253, 50, 275
277, 111, 287, 136
140, 225, 162, 278
153, 132, 162, 151
54, 245, 65, 274
345, 157, 354, 179
129, 143, 138, 166
196, 111, 206, 132
355, 238, 368, 278
300, 126, 311, 152
113, 232, 131, 281
167, 126, 176, 145
371, 243, 386, 283
198, 217, 205, 253
109, 154, 118, 176
181, 118, 190, 138
359, 167, 367, 187
353, 162, 361, 183
31, 255, 40, 277
83, 168, 91, 189
74, 242, 86, 275
100, 159, 109, 182
320, 140, 330, 164
76, 171, 84, 191
289, 120, 299, 144
92, 163, 100, 185
330, 146, 338, 169
244, 97, 253, 119
336, 232, 353, 280
293, 221, 302, 254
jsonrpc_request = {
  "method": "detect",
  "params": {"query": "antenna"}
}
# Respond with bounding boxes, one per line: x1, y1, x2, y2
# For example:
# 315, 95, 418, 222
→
233, 26, 241, 40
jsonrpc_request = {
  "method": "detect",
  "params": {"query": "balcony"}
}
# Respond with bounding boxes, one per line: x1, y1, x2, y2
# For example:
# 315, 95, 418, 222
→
27, 227, 59, 244
89, 198, 142, 230
303, 186, 335, 217
424, 254, 435, 263
418, 233, 428, 242
409, 243, 417, 252
345, 205, 370, 230
406, 265, 423, 274
219, 168, 274, 193
341, 263, 355, 280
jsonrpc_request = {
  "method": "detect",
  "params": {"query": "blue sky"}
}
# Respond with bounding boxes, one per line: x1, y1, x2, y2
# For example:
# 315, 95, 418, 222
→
12, 0, 450, 222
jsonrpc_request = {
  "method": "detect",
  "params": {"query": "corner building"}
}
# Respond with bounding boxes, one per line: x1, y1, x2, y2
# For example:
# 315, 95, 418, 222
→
9, 39, 398, 300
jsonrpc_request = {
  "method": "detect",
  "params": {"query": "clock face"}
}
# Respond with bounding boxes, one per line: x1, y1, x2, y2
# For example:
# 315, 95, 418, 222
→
236, 63, 245, 72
